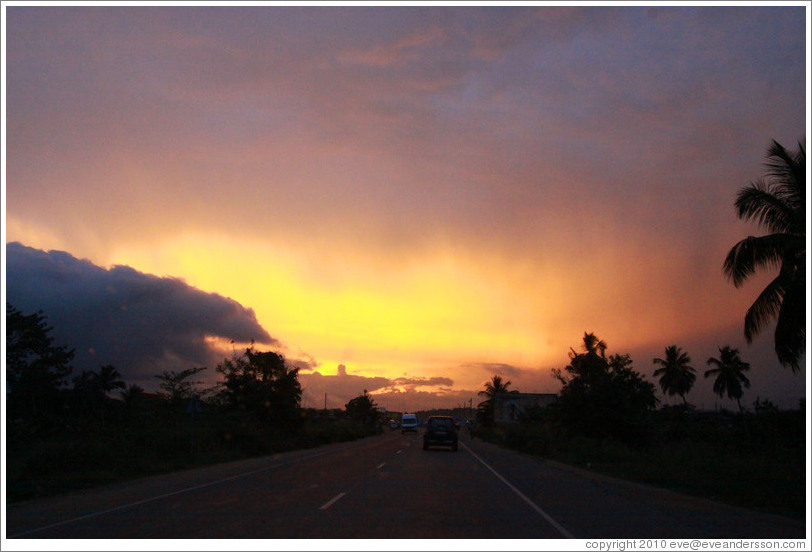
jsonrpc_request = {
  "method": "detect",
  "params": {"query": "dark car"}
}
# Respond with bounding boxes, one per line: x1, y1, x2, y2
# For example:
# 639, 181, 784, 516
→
423, 416, 458, 451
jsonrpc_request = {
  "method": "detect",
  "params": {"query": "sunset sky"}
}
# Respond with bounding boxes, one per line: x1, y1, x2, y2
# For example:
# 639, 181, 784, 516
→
3, 4, 809, 411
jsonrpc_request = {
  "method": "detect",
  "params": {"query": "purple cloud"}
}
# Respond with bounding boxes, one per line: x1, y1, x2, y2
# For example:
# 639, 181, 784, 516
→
5, 242, 278, 388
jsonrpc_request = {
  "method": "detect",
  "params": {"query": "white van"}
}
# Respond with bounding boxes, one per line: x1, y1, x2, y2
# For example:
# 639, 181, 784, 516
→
401, 413, 418, 433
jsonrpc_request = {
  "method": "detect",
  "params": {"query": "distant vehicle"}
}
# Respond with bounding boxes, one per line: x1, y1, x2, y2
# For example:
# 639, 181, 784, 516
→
401, 413, 419, 433
423, 416, 458, 451
389, 419, 399, 429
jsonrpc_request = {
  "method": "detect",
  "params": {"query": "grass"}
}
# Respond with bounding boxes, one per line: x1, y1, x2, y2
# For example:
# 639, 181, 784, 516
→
7, 402, 806, 519
5, 406, 384, 503
480, 408, 807, 519
553, 439, 805, 517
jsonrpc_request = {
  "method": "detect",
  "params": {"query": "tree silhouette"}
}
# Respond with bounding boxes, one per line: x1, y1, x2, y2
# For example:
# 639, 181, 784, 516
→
155, 366, 207, 406
72, 369, 100, 418
72, 365, 126, 427
705, 346, 751, 413
6, 304, 74, 423
554, 333, 657, 444
216, 346, 302, 425
345, 389, 380, 424
723, 139, 805, 371
476, 374, 514, 426
580, 332, 608, 358
479, 374, 513, 399
652, 345, 696, 405
557, 332, 611, 384
96, 365, 126, 427
120, 383, 145, 405
96, 364, 126, 396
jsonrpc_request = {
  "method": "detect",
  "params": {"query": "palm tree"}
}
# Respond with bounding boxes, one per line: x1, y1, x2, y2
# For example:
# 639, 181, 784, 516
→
558, 332, 610, 384
477, 375, 514, 425
96, 364, 126, 396
478, 374, 513, 400
120, 384, 145, 420
581, 332, 608, 358
93, 365, 125, 428
652, 345, 696, 405
723, 139, 805, 371
72, 370, 99, 417
120, 383, 145, 404
705, 346, 751, 412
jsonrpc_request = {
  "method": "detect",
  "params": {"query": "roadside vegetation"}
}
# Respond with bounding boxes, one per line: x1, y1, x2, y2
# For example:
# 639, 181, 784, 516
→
4, 138, 806, 515
6, 305, 384, 502
474, 400, 805, 518
472, 332, 806, 519
472, 138, 806, 518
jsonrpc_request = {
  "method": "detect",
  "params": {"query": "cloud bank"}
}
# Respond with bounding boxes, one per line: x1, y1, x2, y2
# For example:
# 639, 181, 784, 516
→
4, 241, 805, 411
4, 7, 806, 411
5, 243, 472, 407
5, 242, 278, 387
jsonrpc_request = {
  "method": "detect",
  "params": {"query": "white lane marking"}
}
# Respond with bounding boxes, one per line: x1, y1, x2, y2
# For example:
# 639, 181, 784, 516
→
377, 462, 386, 469
396, 449, 402, 454
9, 465, 287, 538
9, 438, 387, 538
318, 492, 347, 510
461, 441, 575, 539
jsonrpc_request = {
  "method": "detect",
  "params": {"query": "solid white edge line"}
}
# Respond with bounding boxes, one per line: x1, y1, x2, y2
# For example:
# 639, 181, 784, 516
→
9, 438, 378, 538
318, 492, 347, 510
8, 463, 287, 538
460, 441, 575, 539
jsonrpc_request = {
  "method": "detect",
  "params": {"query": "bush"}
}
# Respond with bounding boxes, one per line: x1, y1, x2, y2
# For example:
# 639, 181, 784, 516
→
554, 348, 657, 446
487, 407, 806, 518
22, 440, 114, 478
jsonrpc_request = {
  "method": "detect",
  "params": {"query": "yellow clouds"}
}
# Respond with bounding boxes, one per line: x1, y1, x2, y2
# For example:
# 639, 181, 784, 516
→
108, 233, 554, 376
17, 216, 748, 389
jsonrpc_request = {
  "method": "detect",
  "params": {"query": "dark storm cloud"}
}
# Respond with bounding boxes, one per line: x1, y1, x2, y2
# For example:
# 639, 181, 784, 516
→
285, 351, 320, 373
4, 6, 806, 412
5, 242, 278, 388
464, 362, 528, 379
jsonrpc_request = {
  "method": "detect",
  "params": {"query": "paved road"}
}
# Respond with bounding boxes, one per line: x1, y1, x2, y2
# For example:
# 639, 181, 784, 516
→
4, 430, 806, 539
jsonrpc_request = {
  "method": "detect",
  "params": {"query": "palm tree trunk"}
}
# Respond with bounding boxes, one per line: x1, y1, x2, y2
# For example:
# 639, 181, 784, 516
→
736, 397, 752, 446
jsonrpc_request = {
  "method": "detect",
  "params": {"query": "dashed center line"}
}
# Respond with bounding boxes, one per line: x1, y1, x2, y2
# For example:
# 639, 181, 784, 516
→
318, 492, 346, 510
396, 449, 402, 454
10, 439, 374, 538
377, 462, 386, 469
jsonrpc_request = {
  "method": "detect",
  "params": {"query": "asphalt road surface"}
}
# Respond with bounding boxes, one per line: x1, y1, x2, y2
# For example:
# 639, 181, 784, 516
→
5, 430, 806, 539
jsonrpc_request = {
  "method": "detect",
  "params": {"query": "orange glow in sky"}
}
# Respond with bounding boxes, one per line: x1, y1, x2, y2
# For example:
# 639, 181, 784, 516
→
108, 234, 553, 388
4, 6, 807, 411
